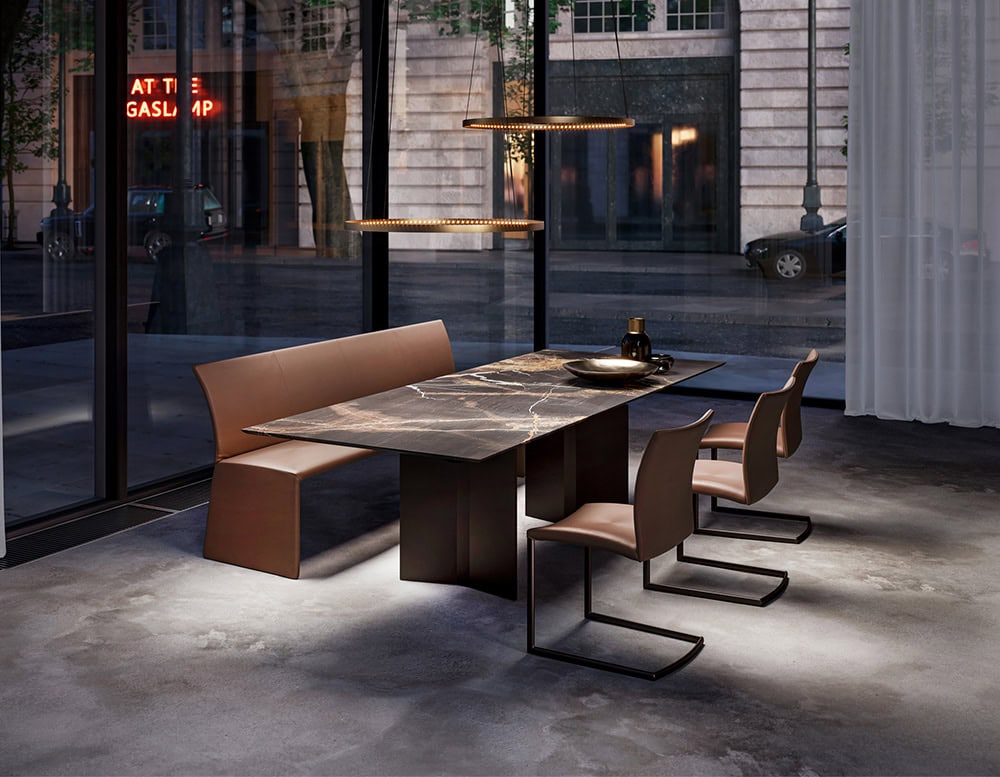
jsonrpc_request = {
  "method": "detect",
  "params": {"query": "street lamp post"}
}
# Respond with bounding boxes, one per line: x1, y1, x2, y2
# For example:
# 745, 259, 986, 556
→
800, 0, 823, 232
52, 42, 71, 217
44, 33, 72, 313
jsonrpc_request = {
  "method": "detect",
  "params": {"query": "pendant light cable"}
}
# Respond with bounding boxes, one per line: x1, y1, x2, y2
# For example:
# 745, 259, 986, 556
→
613, 1, 629, 117
465, 3, 484, 121
505, 3, 521, 216
570, 6, 578, 114
362, 0, 388, 220
461, 0, 633, 131
383, 0, 403, 214
346, 0, 544, 234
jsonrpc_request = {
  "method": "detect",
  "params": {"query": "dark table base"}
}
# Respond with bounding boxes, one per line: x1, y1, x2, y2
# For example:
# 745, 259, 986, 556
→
398, 406, 631, 599
525, 405, 630, 521
399, 449, 519, 599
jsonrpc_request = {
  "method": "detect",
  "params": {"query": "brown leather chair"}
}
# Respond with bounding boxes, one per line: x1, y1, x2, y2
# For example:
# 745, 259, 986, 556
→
698, 348, 818, 543
644, 377, 797, 607
526, 410, 713, 681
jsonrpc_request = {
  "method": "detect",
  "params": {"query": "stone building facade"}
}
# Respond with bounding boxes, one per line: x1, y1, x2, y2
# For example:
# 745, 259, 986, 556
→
738, 0, 850, 247
350, 0, 852, 254
9, 0, 851, 256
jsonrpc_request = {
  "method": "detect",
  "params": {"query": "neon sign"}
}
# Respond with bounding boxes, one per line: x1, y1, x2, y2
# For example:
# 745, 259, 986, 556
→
126, 76, 219, 119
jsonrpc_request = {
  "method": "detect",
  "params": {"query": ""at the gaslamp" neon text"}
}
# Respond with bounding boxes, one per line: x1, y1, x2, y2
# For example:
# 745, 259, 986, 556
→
126, 76, 218, 119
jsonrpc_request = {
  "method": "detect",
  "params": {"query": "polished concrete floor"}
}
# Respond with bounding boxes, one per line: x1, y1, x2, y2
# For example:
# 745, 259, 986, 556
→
1, 393, 999, 776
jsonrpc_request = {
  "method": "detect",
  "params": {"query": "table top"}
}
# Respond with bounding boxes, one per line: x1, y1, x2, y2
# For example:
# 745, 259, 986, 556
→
245, 350, 723, 462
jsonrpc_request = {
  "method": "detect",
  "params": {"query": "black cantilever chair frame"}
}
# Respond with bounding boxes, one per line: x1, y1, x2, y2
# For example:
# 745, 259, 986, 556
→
527, 544, 705, 681
644, 378, 797, 607
642, 503, 790, 608
698, 349, 819, 544
526, 410, 714, 681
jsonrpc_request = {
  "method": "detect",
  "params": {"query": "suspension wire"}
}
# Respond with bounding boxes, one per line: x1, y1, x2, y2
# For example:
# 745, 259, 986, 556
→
363, 1, 389, 218
523, 0, 531, 118
613, 1, 629, 116
570, 4, 578, 114
384, 0, 403, 210
494, 2, 518, 215
465, 2, 484, 119
495, 4, 508, 117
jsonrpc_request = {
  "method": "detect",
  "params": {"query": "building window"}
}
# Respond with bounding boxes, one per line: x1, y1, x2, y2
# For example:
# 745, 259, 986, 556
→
278, 2, 350, 53
665, 0, 726, 31
221, 1, 234, 47
142, 0, 206, 50
300, 2, 330, 51
574, 1, 650, 34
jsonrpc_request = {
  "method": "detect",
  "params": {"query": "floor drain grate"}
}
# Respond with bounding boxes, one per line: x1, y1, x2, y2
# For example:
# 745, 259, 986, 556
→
1, 479, 212, 570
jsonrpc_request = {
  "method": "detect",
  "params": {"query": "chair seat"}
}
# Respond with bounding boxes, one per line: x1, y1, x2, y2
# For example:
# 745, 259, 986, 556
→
699, 421, 748, 450
701, 421, 794, 457
692, 458, 748, 504
527, 503, 639, 560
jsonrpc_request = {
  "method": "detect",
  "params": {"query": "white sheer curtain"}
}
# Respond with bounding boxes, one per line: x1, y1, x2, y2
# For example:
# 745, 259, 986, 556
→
846, 0, 1000, 428
1, 335, 4, 558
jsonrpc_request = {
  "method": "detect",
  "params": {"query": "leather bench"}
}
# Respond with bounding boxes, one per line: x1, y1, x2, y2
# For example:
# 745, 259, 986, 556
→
193, 320, 455, 578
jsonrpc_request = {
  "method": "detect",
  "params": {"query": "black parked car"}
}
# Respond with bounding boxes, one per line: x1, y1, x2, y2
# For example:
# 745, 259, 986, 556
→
38, 184, 227, 261
744, 218, 847, 280
745, 218, 992, 280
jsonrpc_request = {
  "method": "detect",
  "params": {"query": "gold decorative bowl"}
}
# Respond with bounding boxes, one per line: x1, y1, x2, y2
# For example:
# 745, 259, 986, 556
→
562, 357, 659, 382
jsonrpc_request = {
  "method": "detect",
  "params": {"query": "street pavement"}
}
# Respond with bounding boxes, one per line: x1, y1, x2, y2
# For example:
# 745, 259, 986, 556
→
1, 241, 845, 523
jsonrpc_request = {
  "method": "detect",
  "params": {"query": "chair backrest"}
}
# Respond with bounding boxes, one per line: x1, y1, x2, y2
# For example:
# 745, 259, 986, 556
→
744, 376, 797, 504
633, 409, 714, 561
777, 348, 819, 458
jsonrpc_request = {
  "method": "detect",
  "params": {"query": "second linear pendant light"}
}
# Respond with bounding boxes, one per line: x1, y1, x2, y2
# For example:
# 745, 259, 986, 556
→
346, 0, 633, 235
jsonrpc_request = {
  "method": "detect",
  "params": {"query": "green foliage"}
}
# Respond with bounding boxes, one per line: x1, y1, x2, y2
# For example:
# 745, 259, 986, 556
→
404, 1, 654, 167
42, 0, 140, 72
0, 15, 58, 166
404, 1, 572, 166
405, 0, 569, 40
2, 3, 59, 245
0, 0, 31, 68
43, 0, 96, 48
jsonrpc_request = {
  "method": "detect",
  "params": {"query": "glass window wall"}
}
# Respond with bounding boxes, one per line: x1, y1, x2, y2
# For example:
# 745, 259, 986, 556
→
1, 0, 97, 521
2, 0, 366, 527
384, 4, 534, 368
547, 0, 847, 399
124, 0, 364, 487
2, 0, 849, 532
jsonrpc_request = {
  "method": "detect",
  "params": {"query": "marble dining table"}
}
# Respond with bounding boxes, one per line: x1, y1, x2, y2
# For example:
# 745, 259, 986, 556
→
246, 349, 723, 598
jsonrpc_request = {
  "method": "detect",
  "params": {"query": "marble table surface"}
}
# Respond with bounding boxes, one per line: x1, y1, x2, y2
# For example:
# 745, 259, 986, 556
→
246, 350, 723, 462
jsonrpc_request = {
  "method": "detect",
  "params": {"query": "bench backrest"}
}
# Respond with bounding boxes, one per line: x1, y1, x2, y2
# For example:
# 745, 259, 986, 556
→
193, 320, 455, 462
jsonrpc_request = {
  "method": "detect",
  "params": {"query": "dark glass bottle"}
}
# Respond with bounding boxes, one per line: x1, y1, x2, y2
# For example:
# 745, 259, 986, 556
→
621, 317, 652, 361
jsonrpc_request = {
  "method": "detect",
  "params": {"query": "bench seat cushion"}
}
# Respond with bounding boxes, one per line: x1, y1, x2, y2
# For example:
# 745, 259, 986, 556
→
226, 439, 375, 478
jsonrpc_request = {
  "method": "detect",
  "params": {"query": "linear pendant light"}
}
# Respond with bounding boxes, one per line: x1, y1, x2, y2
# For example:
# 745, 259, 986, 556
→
462, 0, 633, 133
345, 218, 543, 233
346, 0, 542, 234
462, 115, 634, 131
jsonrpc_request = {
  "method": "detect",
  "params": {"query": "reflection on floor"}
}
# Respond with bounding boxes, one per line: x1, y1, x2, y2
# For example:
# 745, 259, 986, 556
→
2, 393, 998, 775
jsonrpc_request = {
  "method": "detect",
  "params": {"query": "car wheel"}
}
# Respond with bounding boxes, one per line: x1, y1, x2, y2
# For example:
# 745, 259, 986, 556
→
773, 250, 807, 280
44, 231, 75, 262
143, 230, 171, 261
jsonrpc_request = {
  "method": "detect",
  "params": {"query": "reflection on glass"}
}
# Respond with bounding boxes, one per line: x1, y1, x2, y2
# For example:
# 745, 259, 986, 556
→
559, 131, 608, 240
124, 0, 365, 489
670, 122, 717, 242
550, 0, 844, 399
616, 124, 663, 242
384, 6, 533, 366
1, 0, 96, 523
